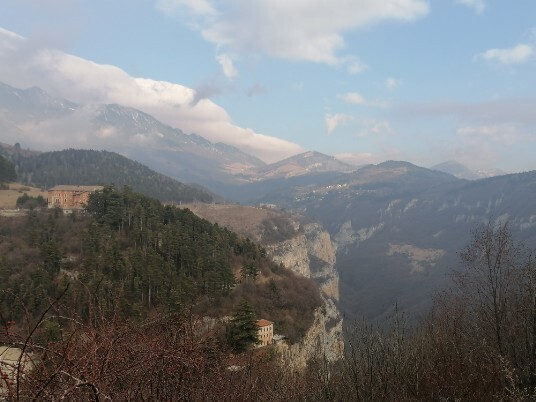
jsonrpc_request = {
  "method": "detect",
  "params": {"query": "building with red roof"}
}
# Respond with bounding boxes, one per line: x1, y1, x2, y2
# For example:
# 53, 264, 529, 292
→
256, 319, 274, 347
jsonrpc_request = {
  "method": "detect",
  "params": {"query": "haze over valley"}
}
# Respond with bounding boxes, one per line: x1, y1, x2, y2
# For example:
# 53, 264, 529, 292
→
1, 1, 536, 400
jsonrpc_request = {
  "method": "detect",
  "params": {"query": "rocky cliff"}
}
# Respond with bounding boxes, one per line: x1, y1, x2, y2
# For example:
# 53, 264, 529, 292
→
183, 204, 344, 365
275, 296, 343, 370
264, 220, 339, 301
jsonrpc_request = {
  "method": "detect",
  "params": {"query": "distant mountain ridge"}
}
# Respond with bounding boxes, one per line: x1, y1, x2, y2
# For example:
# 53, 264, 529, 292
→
3, 82, 534, 325
0, 82, 267, 190
0, 81, 77, 123
0, 82, 359, 197
253, 151, 356, 180
259, 161, 536, 322
432, 160, 506, 180
0, 145, 216, 203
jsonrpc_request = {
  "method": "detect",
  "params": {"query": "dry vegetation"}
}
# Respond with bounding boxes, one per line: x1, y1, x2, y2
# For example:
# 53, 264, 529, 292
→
0, 183, 47, 209
183, 204, 283, 242
2, 207, 536, 400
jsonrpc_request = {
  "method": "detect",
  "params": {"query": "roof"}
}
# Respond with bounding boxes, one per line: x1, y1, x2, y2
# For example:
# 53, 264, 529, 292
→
48, 185, 104, 192
256, 319, 273, 327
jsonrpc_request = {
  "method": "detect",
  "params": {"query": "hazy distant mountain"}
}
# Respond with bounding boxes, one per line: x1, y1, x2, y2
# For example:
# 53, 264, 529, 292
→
3, 82, 535, 324
0, 81, 78, 123
0, 82, 265, 190
90, 103, 266, 186
253, 151, 356, 180
209, 151, 357, 202
260, 161, 536, 322
0, 82, 363, 199
1, 146, 216, 203
432, 160, 505, 180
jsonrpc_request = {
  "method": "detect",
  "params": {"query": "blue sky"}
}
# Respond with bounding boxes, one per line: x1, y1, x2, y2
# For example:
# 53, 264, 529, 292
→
0, 0, 535, 172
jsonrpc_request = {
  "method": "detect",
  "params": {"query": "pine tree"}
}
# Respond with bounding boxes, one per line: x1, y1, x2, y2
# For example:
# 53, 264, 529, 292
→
0, 154, 16, 183
227, 298, 259, 352
240, 263, 259, 281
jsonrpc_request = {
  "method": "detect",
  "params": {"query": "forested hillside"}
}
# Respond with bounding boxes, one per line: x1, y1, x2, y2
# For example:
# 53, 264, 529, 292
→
0, 154, 15, 184
0, 186, 320, 342
3, 214, 536, 400
0, 146, 216, 203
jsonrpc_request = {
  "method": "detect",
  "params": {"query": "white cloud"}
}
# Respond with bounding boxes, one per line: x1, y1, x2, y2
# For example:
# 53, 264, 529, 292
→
385, 77, 399, 89
476, 44, 533, 65
455, 0, 485, 14
343, 56, 368, 74
158, 0, 429, 67
338, 92, 388, 108
325, 113, 350, 134
0, 28, 303, 163
191, 82, 222, 104
456, 124, 526, 145
355, 118, 394, 138
216, 53, 238, 79
325, 112, 394, 137
339, 92, 366, 105
400, 99, 536, 169
155, 0, 217, 17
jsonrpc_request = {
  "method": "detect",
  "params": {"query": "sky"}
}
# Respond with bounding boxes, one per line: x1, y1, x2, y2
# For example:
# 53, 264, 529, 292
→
0, 0, 535, 172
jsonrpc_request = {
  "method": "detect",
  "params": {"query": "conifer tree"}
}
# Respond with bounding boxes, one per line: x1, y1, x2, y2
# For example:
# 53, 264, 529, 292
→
0, 154, 16, 183
227, 298, 259, 352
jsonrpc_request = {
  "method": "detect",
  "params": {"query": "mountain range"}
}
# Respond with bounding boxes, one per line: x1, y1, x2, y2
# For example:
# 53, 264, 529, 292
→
0, 82, 356, 196
0, 144, 216, 203
259, 161, 536, 321
2, 80, 535, 323
431, 160, 506, 180
0, 81, 507, 200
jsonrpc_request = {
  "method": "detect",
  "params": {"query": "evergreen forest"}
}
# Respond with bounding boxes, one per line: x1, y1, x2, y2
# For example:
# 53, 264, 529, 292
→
0, 186, 320, 340
0, 146, 215, 203
2, 187, 536, 400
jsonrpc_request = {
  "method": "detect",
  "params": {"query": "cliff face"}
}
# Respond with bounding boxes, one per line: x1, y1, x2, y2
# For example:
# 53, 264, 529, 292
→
264, 221, 339, 301
263, 218, 343, 368
276, 296, 343, 370
304, 222, 339, 301
183, 204, 344, 365
264, 227, 310, 278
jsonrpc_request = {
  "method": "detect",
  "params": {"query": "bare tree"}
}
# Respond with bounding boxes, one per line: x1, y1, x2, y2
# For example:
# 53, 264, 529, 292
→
457, 221, 520, 355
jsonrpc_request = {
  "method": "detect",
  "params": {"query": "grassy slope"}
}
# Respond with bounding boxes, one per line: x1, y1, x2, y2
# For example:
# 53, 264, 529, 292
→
0, 183, 47, 208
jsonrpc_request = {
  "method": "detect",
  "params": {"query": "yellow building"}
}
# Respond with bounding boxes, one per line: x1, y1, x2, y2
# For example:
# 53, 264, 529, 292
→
256, 319, 274, 347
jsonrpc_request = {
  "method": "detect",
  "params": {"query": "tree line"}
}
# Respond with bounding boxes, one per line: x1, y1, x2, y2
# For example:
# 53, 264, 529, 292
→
0, 154, 16, 184
4, 184, 534, 399
0, 186, 320, 345
5, 219, 535, 401
2, 146, 214, 203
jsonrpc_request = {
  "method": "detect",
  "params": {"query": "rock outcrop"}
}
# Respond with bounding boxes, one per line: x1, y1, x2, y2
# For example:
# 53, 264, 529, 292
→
275, 296, 343, 371
184, 204, 344, 367
265, 220, 339, 301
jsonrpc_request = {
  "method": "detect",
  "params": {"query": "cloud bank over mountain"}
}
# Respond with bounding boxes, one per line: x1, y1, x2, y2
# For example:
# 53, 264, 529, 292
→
0, 27, 303, 163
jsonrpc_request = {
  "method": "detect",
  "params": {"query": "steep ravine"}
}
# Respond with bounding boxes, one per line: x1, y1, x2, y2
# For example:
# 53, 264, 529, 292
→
184, 204, 344, 367
264, 219, 343, 369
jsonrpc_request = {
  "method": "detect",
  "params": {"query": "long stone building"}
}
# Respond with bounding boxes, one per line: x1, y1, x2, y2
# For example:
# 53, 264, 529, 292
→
47, 185, 103, 212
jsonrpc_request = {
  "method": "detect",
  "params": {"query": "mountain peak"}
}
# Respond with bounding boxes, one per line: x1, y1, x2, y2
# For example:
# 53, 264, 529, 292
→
0, 81, 78, 122
432, 160, 506, 180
